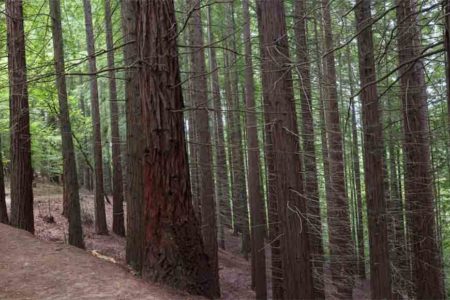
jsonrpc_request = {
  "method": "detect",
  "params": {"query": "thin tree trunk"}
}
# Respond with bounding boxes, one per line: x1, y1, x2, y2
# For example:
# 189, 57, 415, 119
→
207, 4, 229, 250
0, 134, 8, 224
355, 0, 392, 297
49, 0, 84, 248
136, 1, 216, 297
348, 52, 366, 280
225, 2, 251, 257
121, 0, 143, 272
6, 0, 34, 234
293, 1, 325, 297
396, 0, 445, 297
321, 0, 355, 297
186, 0, 220, 296
242, 0, 267, 298
82, 0, 108, 234
104, 0, 125, 237
445, 0, 450, 138
256, 1, 314, 298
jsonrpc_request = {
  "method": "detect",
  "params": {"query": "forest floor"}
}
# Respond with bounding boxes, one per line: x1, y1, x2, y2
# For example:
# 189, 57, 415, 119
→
2, 182, 369, 299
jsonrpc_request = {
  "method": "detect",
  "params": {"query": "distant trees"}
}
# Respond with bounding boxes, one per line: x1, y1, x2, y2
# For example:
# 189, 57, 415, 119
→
1, 0, 449, 299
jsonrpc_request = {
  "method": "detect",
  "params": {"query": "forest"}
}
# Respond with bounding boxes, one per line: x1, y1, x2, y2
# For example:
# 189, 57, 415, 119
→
0, 0, 449, 299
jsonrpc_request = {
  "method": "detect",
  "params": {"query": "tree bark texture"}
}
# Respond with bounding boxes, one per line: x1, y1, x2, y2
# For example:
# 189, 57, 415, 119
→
49, 0, 84, 249
136, 0, 217, 297
256, 1, 314, 298
6, 0, 34, 234
82, 0, 108, 234
355, 0, 392, 297
104, 0, 125, 237
396, 0, 445, 298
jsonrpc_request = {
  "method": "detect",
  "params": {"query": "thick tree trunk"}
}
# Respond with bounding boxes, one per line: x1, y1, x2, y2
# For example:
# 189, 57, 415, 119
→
321, 1, 356, 297
6, 0, 34, 234
136, 1, 216, 297
186, 0, 220, 295
49, 0, 84, 249
256, 1, 314, 298
242, 0, 267, 298
355, 1, 392, 297
396, 0, 445, 298
0, 135, 8, 224
445, 0, 450, 138
121, 0, 144, 272
293, 1, 324, 297
82, 0, 108, 234
206, 4, 230, 249
104, 0, 125, 237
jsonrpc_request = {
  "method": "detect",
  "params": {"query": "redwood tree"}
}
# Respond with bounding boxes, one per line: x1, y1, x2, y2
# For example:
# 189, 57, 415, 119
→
396, 0, 445, 297
293, 0, 324, 297
256, 0, 314, 298
49, 0, 84, 248
82, 0, 108, 234
104, 0, 125, 236
0, 135, 8, 224
136, 0, 216, 297
242, 0, 267, 297
355, 0, 392, 297
121, 0, 144, 271
6, 0, 34, 233
321, 0, 355, 296
186, 0, 220, 295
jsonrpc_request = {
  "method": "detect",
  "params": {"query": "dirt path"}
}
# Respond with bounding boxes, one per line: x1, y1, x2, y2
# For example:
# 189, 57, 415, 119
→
0, 224, 200, 300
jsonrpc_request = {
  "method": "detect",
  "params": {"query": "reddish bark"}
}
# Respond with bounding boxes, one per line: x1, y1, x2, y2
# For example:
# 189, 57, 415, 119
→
396, 0, 445, 297
293, 0, 325, 297
6, 0, 34, 234
136, 0, 216, 297
242, 0, 267, 297
121, 0, 144, 271
321, 0, 356, 297
355, 0, 392, 297
256, 0, 314, 298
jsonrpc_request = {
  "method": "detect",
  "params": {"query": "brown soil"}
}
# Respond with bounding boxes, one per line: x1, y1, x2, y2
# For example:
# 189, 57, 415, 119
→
2, 182, 369, 299
2, 183, 256, 299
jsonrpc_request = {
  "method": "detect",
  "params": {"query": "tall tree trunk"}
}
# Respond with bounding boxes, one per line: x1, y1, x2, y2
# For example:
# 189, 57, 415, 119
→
225, 2, 251, 257
121, 0, 143, 271
136, 1, 216, 297
396, 0, 445, 298
186, 0, 220, 296
0, 134, 8, 224
82, 0, 108, 234
104, 0, 125, 237
293, 1, 325, 297
256, 1, 314, 298
6, 0, 34, 234
445, 0, 450, 139
321, 0, 355, 297
355, 0, 392, 297
242, 0, 267, 298
348, 56, 366, 280
49, 0, 84, 248
207, 4, 230, 249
